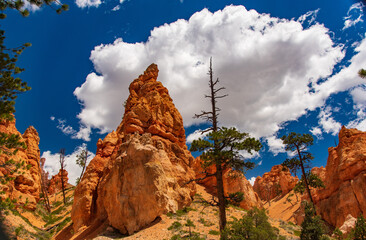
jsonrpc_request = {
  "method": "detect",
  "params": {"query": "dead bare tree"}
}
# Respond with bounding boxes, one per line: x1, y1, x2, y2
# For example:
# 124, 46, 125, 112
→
59, 148, 67, 204
39, 157, 51, 212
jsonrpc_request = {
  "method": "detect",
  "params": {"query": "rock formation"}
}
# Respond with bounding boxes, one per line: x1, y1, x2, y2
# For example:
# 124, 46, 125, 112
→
253, 165, 298, 201
0, 118, 42, 210
311, 166, 326, 182
192, 157, 262, 209
339, 214, 357, 236
312, 126, 366, 228
71, 64, 196, 235
48, 169, 69, 195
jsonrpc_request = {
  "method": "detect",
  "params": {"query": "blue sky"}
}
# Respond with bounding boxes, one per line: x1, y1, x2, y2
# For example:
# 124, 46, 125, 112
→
4, 0, 366, 184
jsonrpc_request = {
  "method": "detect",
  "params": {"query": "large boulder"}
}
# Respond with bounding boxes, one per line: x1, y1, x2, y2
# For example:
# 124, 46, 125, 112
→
312, 126, 366, 227
192, 157, 262, 210
253, 165, 298, 201
0, 118, 42, 210
71, 64, 196, 235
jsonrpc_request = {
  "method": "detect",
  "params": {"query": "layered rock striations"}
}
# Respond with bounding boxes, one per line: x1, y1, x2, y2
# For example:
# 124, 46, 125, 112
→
71, 64, 196, 235
253, 165, 298, 201
192, 157, 262, 210
0, 118, 42, 210
312, 126, 366, 228
48, 169, 69, 195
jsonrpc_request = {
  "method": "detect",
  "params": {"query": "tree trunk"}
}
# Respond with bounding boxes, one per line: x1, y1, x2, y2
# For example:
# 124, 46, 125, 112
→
60, 169, 66, 204
216, 164, 226, 231
41, 184, 51, 212
296, 146, 314, 206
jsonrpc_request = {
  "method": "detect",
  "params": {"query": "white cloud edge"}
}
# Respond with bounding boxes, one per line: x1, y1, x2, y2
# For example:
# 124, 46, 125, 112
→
72, 5, 366, 147
41, 144, 95, 185
343, 2, 364, 30
75, 0, 102, 8
55, 118, 91, 142
249, 176, 256, 186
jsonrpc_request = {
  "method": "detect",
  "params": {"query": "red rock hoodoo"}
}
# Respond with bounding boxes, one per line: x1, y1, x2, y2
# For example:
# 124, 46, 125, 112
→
71, 64, 196, 235
48, 169, 69, 195
0, 118, 42, 210
312, 126, 366, 228
253, 165, 298, 201
192, 157, 262, 210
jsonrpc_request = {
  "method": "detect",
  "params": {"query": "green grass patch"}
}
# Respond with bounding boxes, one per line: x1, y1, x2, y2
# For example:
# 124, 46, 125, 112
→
168, 221, 182, 231
167, 207, 196, 218
208, 230, 220, 235
198, 218, 213, 227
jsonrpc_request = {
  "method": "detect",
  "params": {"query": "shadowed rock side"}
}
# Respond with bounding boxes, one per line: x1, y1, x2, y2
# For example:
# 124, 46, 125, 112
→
71, 131, 119, 233
0, 118, 42, 210
253, 165, 298, 201
71, 64, 196, 235
192, 157, 262, 210
311, 126, 366, 228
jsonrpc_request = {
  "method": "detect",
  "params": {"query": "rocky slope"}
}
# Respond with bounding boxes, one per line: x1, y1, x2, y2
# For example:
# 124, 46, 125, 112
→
253, 165, 298, 202
312, 126, 366, 228
71, 64, 196, 236
192, 157, 262, 210
0, 118, 42, 210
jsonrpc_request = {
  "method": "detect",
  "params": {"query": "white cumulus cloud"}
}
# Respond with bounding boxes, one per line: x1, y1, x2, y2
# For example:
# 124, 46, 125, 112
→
41, 144, 95, 185
186, 129, 211, 144
318, 107, 342, 135
75, 0, 102, 8
310, 126, 323, 139
55, 118, 91, 141
249, 176, 256, 186
75, 5, 350, 141
343, 2, 364, 30
266, 136, 285, 155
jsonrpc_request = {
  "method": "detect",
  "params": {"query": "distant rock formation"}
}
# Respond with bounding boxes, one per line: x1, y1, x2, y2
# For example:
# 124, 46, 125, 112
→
312, 126, 366, 228
71, 64, 196, 235
48, 169, 69, 195
339, 214, 357, 236
0, 118, 42, 210
192, 157, 262, 210
253, 165, 298, 201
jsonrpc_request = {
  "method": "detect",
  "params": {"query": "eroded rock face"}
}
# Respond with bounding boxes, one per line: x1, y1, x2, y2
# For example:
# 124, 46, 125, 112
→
117, 63, 186, 148
192, 157, 262, 210
313, 126, 366, 227
48, 169, 69, 195
71, 131, 119, 231
253, 165, 298, 201
0, 119, 42, 210
96, 133, 195, 234
71, 64, 196, 235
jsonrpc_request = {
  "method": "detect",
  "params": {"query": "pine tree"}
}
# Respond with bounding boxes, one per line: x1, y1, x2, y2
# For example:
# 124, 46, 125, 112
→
221, 207, 281, 240
281, 133, 317, 205
300, 202, 324, 240
0, 0, 68, 18
190, 58, 261, 231
358, 69, 366, 79
354, 214, 366, 240
75, 147, 89, 185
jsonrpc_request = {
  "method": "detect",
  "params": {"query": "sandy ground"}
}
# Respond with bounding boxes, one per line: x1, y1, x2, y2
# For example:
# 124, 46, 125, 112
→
265, 190, 301, 223
94, 185, 243, 240
92, 185, 299, 240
